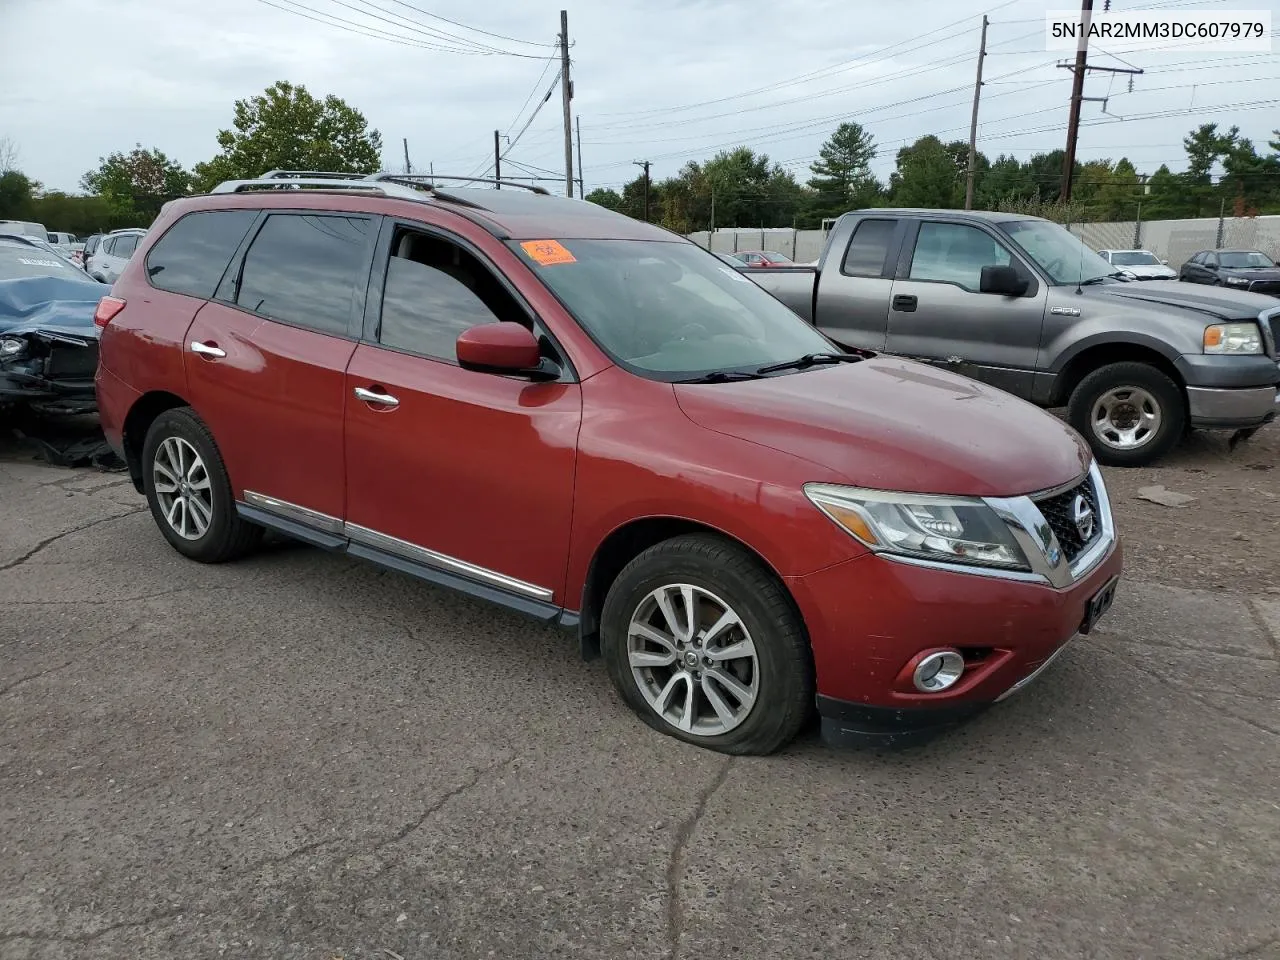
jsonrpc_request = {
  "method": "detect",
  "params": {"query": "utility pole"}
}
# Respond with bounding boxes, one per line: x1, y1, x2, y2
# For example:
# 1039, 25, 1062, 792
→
560, 10, 574, 197
494, 130, 502, 189
1061, 0, 1093, 202
634, 160, 651, 222
403, 138, 412, 175
964, 15, 988, 210
575, 115, 585, 197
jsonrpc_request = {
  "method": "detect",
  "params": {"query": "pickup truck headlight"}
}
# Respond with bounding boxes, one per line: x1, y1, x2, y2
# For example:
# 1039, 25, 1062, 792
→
0, 336, 26, 359
1203, 322, 1263, 355
804, 483, 1031, 570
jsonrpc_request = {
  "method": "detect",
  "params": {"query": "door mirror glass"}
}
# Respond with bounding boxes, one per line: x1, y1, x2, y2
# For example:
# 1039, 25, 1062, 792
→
979, 264, 1029, 296
1205, 261, 1218, 270
1160, 259, 1169, 265
456, 322, 543, 374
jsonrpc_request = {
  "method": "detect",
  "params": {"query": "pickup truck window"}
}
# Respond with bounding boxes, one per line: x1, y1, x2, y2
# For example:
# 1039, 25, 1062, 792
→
512, 239, 833, 379
999, 219, 1115, 285
841, 218, 895, 277
909, 222, 1012, 291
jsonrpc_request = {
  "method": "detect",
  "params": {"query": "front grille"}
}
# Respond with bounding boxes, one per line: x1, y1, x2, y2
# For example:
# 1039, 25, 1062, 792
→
1035, 476, 1100, 563
1266, 313, 1280, 358
1249, 280, 1280, 296
44, 342, 98, 380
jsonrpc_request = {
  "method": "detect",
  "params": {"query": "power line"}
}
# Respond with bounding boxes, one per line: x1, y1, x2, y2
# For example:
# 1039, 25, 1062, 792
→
503, 54, 560, 139
351, 0, 558, 47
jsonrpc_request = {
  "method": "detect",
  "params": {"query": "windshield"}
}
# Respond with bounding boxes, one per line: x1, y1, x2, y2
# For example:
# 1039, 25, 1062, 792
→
1000, 219, 1116, 284
1219, 251, 1275, 269
1110, 251, 1160, 266
0, 241, 91, 281
762, 251, 792, 262
510, 238, 834, 378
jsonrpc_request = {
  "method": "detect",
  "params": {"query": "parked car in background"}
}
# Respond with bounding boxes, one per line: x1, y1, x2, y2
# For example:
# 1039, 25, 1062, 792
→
1, 232, 86, 272
1179, 249, 1280, 295
96, 171, 1123, 755
81, 233, 105, 267
0, 234, 105, 413
715, 252, 746, 267
744, 209, 1279, 467
86, 228, 147, 284
1096, 249, 1177, 280
731, 250, 794, 268
0, 219, 48, 239
47, 231, 79, 257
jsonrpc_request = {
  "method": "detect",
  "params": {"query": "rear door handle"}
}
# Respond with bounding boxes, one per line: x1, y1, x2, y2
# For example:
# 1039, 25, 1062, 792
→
190, 341, 226, 358
354, 386, 399, 408
892, 294, 918, 312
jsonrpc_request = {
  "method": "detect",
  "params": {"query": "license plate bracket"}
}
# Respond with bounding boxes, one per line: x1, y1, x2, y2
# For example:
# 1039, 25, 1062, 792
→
1080, 575, 1120, 635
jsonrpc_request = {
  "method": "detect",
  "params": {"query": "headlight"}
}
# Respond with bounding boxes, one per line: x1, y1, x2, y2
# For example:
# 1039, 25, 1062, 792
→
0, 336, 26, 359
1225, 276, 1250, 286
1204, 322, 1262, 355
804, 484, 1031, 570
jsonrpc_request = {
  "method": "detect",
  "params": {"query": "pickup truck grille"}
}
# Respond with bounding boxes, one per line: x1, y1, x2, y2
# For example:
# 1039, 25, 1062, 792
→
1265, 312, 1280, 358
1035, 475, 1100, 563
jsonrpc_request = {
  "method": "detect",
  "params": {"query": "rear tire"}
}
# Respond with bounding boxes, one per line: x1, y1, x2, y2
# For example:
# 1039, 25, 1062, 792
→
600, 534, 813, 755
141, 407, 262, 562
1067, 361, 1185, 467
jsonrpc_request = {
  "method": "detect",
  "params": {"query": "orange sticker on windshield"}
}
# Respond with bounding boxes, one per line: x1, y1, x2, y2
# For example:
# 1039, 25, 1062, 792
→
521, 239, 577, 266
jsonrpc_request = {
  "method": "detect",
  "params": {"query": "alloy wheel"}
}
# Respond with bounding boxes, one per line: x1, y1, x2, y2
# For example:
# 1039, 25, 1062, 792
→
1090, 385, 1162, 451
627, 583, 760, 737
153, 436, 213, 540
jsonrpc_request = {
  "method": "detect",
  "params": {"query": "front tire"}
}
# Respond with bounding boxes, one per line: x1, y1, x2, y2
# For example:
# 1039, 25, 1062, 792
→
141, 407, 262, 562
1067, 361, 1185, 467
600, 534, 813, 755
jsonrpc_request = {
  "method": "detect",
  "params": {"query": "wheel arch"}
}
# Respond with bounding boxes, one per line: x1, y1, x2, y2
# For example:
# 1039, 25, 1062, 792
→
574, 516, 797, 661
122, 390, 191, 492
1050, 338, 1186, 408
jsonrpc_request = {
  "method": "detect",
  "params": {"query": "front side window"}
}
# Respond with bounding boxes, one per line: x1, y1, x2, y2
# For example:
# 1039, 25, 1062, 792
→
378, 229, 525, 361
510, 238, 834, 379
236, 213, 372, 335
909, 222, 1012, 291
147, 210, 257, 299
842, 218, 896, 277
999, 219, 1116, 285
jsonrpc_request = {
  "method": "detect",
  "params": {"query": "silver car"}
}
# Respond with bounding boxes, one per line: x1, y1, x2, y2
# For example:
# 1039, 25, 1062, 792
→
86, 228, 147, 284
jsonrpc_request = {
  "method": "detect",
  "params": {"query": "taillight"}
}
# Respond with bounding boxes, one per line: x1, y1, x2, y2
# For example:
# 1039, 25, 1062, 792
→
94, 296, 126, 328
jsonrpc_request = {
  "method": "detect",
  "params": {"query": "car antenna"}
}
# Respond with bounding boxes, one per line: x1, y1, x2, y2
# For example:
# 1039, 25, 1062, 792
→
1074, 229, 1086, 295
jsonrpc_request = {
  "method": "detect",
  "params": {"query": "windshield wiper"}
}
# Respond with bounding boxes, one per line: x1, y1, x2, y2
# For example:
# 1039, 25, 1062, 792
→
1079, 271, 1126, 286
676, 370, 766, 384
754, 352, 863, 375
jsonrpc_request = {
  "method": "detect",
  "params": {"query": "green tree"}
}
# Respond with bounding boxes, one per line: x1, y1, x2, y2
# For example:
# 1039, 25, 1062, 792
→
0, 169, 39, 220
1221, 137, 1280, 216
805, 122, 880, 223
80, 145, 191, 225
1089, 158, 1142, 221
584, 187, 623, 211
888, 136, 963, 208
29, 192, 119, 235
192, 81, 383, 191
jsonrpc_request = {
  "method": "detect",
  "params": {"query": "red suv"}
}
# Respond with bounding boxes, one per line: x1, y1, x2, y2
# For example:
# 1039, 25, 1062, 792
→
94, 171, 1123, 755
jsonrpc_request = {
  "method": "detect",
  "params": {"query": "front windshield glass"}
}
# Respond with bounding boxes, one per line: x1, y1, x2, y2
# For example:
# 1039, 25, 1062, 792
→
0, 241, 90, 281
510, 238, 834, 378
1219, 250, 1274, 269
1000, 219, 1116, 284
1110, 251, 1160, 266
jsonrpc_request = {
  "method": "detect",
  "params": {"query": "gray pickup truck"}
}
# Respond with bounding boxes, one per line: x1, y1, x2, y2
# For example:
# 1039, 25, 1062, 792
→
745, 208, 1280, 466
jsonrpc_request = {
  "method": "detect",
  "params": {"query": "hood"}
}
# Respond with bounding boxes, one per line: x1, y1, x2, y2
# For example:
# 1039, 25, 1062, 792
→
674, 356, 1089, 497
0, 276, 102, 340
1076, 278, 1277, 319
1220, 266, 1280, 281
1120, 264, 1177, 279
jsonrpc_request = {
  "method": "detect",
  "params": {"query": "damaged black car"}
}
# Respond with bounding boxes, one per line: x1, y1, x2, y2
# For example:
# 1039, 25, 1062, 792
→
0, 234, 105, 414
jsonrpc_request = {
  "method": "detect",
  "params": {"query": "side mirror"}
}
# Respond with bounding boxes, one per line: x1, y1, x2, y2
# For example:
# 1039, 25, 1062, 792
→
1205, 262, 1218, 270
1160, 259, 1169, 265
456, 322, 557, 379
979, 264, 1029, 297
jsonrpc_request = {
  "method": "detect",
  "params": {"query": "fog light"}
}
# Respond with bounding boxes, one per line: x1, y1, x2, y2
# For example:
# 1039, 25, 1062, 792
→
913, 650, 965, 693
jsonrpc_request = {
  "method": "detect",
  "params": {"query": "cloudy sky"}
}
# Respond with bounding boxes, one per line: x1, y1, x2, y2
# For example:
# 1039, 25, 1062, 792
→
2, 0, 1278, 195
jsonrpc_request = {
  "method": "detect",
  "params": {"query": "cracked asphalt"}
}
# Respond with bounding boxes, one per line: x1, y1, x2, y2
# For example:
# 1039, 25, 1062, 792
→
2, 426, 1279, 960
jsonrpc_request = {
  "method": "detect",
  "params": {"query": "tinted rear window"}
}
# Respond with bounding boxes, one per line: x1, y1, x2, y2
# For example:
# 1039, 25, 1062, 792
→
113, 235, 139, 258
146, 210, 257, 299
842, 219, 896, 277
0, 243, 88, 281
235, 213, 372, 335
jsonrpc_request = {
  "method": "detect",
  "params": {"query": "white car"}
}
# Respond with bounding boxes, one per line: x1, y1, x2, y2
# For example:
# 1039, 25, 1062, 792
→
85, 228, 147, 284
1096, 248, 1177, 280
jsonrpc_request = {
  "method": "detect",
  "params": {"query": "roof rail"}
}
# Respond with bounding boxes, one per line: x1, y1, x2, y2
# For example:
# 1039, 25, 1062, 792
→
208, 177, 426, 202
367, 172, 551, 196
259, 170, 373, 181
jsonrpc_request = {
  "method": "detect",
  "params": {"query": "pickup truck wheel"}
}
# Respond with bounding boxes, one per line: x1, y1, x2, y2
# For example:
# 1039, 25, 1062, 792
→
600, 534, 813, 756
1067, 362, 1185, 467
141, 408, 263, 563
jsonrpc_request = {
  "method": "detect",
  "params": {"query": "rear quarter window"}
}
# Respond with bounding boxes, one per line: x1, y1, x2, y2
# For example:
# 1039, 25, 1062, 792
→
145, 210, 258, 299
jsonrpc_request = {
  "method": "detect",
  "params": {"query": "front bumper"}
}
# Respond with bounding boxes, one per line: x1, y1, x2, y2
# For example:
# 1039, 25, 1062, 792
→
1186, 384, 1279, 428
787, 464, 1125, 748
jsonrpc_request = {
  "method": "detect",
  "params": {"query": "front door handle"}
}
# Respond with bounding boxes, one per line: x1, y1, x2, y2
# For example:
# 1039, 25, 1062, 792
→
892, 294, 918, 312
354, 386, 399, 408
190, 341, 226, 358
